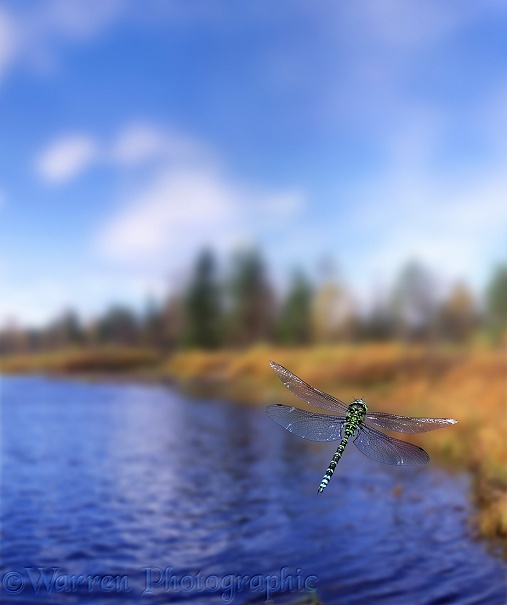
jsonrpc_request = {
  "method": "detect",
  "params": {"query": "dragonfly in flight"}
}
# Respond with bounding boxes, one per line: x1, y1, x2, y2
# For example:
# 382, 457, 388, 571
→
266, 361, 458, 493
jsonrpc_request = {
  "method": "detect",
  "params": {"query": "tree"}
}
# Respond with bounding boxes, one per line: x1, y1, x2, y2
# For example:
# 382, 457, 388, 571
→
97, 306, 140, 346
363, 302, 396, 341
161, 294, 185, 350
226, 248, 275, 346
0, 318, 29, 354
183, 249, 223, 348
142, 297, 166, 349
41, 310, 84, 349
277, 270, 313, 345
437, 282, 477, 343
312, 282, 357, 342
485, 263, 507, 339
391, 261, 437, 340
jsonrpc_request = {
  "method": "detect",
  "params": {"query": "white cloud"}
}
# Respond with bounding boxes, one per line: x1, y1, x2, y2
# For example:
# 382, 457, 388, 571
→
96, 164, 304, 269
34, 122, 215, 184
0, 277, 71, 328
109, 122, 212, 167
0, 0, 126, 83
88, 105, 505, 308
32, 122, 304, 298
0, 272, 148, 328
110, 124, 170, 165
339, 112, 507, 299
98, 168, 236, 263
35, 135, 100, 183
37, 0, 125, 41
0, 9, 18, 81
348, 0, 460, 50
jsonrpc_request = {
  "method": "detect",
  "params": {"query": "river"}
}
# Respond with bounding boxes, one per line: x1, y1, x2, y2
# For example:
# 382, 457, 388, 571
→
1, 376, 506, 604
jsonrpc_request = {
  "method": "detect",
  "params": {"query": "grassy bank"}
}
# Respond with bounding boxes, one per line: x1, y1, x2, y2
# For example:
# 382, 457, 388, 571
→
1, 346, 162, 376
164, 343, 507, 549
3, 342, 506, 549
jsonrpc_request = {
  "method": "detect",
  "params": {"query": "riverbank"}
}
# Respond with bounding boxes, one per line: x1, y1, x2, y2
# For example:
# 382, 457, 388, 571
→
2, 342, 506, 550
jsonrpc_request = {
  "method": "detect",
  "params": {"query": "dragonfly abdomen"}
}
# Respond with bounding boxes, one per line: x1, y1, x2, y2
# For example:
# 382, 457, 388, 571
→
318, 405, 366, 494
318, 436, 349, 493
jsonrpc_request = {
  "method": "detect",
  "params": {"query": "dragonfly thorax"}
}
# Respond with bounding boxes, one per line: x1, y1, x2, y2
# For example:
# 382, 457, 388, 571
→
347, 399, 368, 423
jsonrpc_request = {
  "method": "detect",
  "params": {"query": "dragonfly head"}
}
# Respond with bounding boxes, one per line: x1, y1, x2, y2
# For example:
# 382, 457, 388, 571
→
351, 397, 368, 412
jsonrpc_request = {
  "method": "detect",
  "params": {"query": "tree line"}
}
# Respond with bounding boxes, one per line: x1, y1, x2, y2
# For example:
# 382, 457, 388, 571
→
2, 249, 507, 354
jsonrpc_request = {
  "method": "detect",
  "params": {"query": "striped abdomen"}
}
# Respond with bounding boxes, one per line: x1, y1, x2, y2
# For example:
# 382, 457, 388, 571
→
318, 436, 350, 493
318, 400, 367, 493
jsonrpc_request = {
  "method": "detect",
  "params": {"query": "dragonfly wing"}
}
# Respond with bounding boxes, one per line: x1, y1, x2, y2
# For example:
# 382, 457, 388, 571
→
269, 361, 348, 414
365, 411, 458, 433
266, 404, 345, 442
354, 424, 429, 465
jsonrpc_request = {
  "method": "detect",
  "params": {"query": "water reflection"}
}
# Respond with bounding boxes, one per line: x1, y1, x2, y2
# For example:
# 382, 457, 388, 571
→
1, 377, 506, 604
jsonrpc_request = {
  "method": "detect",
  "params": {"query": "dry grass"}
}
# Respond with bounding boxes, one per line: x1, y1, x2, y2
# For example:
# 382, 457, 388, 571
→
1, 347, 161, 374
164, 343, 507, 547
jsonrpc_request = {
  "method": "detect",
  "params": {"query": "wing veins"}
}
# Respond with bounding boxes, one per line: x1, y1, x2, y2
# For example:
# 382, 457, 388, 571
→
269, 360, 348, 414
354, 424, 429, 465
365, 411, 458, 433
266, 404, 345, 442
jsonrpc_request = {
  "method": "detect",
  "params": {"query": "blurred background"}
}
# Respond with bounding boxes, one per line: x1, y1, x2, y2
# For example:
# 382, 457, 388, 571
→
1, 2, 506, 604
1, 1, 507, 337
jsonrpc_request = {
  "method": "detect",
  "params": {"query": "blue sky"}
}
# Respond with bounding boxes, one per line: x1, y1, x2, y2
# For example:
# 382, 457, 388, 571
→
1, 1, 507, 326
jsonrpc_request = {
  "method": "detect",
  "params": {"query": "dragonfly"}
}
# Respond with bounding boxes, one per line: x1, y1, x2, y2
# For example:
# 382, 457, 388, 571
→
266, 360, 458, 493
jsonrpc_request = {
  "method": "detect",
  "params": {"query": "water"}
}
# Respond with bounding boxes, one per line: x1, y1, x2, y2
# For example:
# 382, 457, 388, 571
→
1, 376, 506, 605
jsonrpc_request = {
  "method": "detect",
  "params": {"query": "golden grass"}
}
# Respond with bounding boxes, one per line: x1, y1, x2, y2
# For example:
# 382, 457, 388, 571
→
2, 342, 506, 548
1, 346, 161, 374
164, 343, 507, 548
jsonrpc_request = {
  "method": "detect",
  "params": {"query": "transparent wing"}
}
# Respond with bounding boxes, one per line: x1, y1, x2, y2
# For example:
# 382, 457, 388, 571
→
354, 424, 429, 465
365, 411, 458, 433
269, 360, 348, 414
266, 404, 345, 442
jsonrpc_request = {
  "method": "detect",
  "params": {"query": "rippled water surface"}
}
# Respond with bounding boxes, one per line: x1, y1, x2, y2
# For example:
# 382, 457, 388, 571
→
1, 376, 506, 604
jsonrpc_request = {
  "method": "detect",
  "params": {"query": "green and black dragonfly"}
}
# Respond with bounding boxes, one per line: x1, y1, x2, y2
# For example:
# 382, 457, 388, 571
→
266, 361, 458, 493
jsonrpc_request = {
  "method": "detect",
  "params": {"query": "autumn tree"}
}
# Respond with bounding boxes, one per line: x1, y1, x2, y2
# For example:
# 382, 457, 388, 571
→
391, 261, 437, 340
437, 282, 477, 343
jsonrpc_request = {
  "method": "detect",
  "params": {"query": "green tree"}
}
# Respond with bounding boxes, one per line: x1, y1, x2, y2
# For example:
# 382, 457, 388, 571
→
142, 297, 166, 349
183, 249, 223, 348
226, 248, 275, 346
486, 263, 507, 339
363, 302, 396, 341
56, 310, 83, 345
97, 306, 140, 346
41, 310, 84, 349
277, 270, 313, 345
